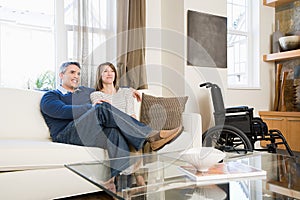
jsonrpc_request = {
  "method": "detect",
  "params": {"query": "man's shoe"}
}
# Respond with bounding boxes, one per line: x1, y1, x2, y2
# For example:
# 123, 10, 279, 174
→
150, 125, 183, 151
147, 126, 181, 143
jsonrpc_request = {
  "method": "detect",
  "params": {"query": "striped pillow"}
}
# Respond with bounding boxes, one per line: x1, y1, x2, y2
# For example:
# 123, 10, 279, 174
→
140, 93, 188, 130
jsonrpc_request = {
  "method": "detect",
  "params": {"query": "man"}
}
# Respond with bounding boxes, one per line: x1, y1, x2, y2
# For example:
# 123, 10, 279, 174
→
40, 61, 181, 177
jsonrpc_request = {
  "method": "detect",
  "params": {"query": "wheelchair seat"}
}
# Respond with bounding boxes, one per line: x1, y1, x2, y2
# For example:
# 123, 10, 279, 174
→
226, 106, 250, 113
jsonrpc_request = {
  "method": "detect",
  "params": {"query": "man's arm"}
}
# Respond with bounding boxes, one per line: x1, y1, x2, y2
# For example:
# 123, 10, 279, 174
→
40, 91, 92, 119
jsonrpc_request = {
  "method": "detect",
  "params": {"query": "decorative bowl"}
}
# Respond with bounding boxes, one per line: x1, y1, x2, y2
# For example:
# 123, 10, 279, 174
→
179, 147, 226, 172
279, 35, 300, 51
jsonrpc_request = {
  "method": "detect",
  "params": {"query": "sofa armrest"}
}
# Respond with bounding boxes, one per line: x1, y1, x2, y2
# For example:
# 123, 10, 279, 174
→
182, 112, 202, 148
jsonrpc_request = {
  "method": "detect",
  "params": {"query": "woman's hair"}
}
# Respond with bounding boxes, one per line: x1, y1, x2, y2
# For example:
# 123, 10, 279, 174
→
59, 61, 81, 74
95, 62, 118, 91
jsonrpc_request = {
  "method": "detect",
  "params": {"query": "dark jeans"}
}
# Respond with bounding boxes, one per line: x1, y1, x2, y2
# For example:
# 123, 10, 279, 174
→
54, 102, 152, 177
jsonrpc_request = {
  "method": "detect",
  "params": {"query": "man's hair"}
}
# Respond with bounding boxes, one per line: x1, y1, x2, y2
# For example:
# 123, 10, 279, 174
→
59, 61, 81, 74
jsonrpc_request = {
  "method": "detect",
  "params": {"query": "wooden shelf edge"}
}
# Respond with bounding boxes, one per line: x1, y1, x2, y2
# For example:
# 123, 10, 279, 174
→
263, 0, 296, 7
263, 49, 300, 62
259, 111, 300, 117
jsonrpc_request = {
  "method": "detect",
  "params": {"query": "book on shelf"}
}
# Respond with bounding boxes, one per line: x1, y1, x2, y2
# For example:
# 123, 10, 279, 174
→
178, 161, 266, 182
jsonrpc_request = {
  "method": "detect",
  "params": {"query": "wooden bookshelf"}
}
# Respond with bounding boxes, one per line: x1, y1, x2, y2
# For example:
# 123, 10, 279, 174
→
263, 49, 300, 62
262, 0, 300, 62
263, 0, 296, 7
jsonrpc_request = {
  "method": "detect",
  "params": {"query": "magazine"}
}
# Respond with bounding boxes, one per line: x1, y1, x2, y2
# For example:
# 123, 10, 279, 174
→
178, 161, 266, 182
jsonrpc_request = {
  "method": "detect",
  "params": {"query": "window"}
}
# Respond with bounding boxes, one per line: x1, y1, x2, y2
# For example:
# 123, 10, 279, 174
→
227, 0, 259, 88
63, 0, 116, 63
0, 0, 115, 89
0, 0, 55, 89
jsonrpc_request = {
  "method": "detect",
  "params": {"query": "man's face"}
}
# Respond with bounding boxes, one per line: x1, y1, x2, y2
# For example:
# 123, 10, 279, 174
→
59, 64, 81, 92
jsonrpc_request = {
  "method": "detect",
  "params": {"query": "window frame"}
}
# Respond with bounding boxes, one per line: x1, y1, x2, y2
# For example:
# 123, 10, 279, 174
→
227, 0, 259, 89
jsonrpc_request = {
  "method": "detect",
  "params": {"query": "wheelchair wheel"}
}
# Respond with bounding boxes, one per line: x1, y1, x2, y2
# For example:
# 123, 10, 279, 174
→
202, 125, 253, 154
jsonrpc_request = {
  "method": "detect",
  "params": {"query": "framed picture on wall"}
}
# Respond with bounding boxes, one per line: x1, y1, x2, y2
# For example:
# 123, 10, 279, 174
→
187, 10, 227, 68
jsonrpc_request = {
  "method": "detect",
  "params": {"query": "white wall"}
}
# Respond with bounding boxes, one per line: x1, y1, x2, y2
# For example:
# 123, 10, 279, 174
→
146, 0, 185, 96
146, 0, 275, 131
145, 0, 163, 95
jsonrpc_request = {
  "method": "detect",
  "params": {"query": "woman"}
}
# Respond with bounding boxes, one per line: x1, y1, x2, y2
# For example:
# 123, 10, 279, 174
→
90, 62, 136, 118
91, 62, 145, 187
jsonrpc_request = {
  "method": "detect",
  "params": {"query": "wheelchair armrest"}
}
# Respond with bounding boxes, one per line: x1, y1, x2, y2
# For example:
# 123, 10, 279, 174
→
226, 106, 251, 113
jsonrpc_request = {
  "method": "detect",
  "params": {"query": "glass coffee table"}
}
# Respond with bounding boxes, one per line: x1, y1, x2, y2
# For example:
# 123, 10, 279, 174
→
65, 151, 300, 200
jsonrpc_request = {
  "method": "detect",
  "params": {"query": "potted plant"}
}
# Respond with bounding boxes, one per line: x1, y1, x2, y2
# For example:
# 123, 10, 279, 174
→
35, 70, 55, 91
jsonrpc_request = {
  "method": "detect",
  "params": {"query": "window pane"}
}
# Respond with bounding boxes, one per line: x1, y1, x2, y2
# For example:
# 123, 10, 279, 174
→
235, 63, 240, 73
227, 1, 247, 32
234, 40, 240, 63
227, 4, 233, 30
227, 33, 248, 85
64, 0, 75, 25
240, 42, 247, 62
67, 31, 74, 60
65, 0, 116, 63
0, 0, 55, 89
228, 0, 256, 88
233, 5, 246, 31
64, 0, 107, 29
240, 62, 246, 73
228, 47, 234, 74
233, 0, 246, 6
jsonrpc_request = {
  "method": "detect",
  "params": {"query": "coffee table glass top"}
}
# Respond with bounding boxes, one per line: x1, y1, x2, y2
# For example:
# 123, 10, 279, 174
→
65, 151, 300, 200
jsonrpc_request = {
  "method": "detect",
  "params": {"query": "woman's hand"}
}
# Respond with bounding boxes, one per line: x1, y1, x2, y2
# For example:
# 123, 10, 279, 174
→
131, 88, 142, 102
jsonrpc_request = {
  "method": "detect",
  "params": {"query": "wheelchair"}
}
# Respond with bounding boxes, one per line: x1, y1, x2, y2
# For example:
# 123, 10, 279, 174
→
200, 82, 294, 156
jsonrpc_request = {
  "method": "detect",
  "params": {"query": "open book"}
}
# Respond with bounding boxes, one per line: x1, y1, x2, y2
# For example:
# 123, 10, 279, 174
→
178, 161, 266, 182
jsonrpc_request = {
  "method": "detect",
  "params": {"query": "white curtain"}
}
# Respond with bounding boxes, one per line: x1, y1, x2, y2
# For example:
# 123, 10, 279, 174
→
64, 0, 147, 89
65, 0, 116, 87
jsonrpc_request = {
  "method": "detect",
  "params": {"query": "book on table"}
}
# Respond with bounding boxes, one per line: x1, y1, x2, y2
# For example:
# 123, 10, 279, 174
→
178, 161, 267, 182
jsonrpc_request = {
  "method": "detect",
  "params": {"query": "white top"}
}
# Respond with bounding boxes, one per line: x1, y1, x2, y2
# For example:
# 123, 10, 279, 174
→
90, 87, 135, 116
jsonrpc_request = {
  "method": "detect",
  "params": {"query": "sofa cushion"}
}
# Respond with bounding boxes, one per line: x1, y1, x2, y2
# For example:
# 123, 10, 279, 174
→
0, 88, 50, 140
0, 140, 108, 171
140, 93, 188, 130
0, 167, 100, 199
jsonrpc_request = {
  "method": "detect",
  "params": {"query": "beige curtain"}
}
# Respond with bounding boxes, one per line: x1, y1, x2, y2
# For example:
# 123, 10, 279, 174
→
117, 0, 148, 89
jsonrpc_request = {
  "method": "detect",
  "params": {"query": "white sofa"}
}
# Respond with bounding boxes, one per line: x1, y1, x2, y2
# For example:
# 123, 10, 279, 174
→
0, 87, 202, 200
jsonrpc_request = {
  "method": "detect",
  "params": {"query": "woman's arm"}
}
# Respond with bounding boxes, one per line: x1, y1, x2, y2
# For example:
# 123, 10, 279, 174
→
130, 88, 142, 102
125, 88, 136, 118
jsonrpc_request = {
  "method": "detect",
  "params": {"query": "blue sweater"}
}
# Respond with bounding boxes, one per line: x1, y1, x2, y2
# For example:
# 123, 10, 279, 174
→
40, 86, 95, 139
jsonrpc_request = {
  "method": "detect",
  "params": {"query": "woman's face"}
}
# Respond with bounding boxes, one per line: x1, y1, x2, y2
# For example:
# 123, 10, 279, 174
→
101, 65, 115, 84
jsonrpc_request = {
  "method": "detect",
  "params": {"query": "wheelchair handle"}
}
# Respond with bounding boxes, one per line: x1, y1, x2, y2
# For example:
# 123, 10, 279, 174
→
199, 82, 213, 88
199, 82, 225, 114
200, 82, 220, 89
